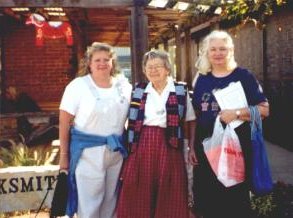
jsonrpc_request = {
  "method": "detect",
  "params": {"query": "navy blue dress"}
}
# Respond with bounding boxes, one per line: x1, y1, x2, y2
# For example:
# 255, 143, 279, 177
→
192, 67, 267, 218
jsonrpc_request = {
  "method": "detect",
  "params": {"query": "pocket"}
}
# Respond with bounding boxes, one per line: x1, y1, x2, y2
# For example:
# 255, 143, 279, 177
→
104, 148, 123, 168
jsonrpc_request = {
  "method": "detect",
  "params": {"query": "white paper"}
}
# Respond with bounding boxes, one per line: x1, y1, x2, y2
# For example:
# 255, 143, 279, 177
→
213, 81, 248, 128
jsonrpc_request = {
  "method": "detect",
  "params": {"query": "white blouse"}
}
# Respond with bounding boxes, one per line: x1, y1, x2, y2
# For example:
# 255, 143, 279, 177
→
143, 77, 196, 128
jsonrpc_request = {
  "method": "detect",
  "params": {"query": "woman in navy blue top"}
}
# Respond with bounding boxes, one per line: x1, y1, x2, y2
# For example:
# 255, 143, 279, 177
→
191, 30, 269, 218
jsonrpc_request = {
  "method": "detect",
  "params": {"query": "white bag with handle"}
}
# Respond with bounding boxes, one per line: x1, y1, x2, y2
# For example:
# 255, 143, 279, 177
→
217, 124, 245, 187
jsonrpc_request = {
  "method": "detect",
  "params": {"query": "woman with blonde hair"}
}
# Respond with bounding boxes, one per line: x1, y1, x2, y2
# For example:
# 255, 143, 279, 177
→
59, 42, 132, 217
192, 30, 269, 218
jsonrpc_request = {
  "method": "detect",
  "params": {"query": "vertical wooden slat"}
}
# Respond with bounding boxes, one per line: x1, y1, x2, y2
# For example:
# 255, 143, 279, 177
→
175, 25, 182, 81
163, 38, 169, 52
185, 28, 192, 88
130, 5, 148, 84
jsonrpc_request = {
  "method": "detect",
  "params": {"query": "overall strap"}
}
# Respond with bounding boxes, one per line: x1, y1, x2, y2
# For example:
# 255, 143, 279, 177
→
83, 75, 100, 100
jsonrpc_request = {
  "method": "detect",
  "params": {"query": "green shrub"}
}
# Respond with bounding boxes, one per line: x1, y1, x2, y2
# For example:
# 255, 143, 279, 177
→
251, 182, 293, 218
0, 141, 55, 167
251, 193, 276, 217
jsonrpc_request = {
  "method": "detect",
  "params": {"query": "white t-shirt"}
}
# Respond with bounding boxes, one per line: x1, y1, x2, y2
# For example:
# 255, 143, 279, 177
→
143, 77, 196, 127
60, 74, 132, 136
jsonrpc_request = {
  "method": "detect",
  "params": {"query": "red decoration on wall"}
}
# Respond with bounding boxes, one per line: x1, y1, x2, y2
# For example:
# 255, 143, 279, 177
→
35, 22, 73, 46
26, 15, 73, 46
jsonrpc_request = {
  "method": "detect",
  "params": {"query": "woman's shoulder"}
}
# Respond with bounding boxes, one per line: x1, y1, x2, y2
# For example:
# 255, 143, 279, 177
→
65, 75, 88, 90
195, 73, 213, 84
115, 74, 132, 88
115, 74, 133, 97
233, 67, 254, 77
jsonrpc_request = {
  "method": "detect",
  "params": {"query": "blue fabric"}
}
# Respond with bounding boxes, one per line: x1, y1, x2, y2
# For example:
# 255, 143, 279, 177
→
249, 106, 273, 196
66, 127, 127, 217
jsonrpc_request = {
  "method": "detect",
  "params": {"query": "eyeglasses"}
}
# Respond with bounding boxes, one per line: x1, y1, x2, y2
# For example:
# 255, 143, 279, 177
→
145, 65, 165, 71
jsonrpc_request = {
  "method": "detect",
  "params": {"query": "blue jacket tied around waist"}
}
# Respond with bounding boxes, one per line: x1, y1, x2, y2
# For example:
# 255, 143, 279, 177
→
66, 127, 128, 217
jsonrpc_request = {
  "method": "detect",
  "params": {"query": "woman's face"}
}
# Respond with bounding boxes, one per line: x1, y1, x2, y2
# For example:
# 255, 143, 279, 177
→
89, 51, 113, 77
144, 58, 169, 85
207, 38, 231, 68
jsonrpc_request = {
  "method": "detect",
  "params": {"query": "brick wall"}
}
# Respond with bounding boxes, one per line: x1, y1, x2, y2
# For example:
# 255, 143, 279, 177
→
3, 21, 74, 104
231, 22, 264, 81
264, 10, 293, 149
228, 10, 293, 150
266, 10, 293, 81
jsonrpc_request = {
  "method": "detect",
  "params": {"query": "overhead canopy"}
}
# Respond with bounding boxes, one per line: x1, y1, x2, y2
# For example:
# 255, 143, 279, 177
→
0, 0, 216, 46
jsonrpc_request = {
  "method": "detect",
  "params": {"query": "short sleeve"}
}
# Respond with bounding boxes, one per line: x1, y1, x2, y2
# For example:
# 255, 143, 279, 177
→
59, 78, 82, 115
242, 70, 267, 105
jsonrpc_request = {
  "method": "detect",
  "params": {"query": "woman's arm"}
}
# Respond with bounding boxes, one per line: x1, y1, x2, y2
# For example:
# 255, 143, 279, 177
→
219, 101, 269, 124
187, 120, 198, 165
59, 110, 74, 170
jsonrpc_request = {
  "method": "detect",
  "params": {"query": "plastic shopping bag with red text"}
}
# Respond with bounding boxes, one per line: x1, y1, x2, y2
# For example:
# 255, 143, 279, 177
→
203, 116, 224, 175
217, 124, 245, 187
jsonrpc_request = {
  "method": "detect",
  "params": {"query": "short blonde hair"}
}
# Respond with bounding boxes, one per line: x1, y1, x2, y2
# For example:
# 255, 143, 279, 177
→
78, 42, 118, 76
195, 30, 237, 75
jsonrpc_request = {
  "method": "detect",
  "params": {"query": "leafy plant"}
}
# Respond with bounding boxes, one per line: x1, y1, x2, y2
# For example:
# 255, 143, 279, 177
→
221, 0, 288, 28
251, 193, 276, 217
0, 141, 56, 167
250, 182, 293, 218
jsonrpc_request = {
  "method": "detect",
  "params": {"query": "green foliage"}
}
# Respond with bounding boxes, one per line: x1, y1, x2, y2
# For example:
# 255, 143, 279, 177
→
251, 193, 276, 217
250, 182, 293, 217
0, 142, 54, 167
221, 0, 288, 28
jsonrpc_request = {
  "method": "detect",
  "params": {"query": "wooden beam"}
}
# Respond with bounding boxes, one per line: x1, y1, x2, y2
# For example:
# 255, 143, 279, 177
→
175, 25, 182, 81
0, 0, 133, 7
184, 28, 192, 88
130, 5, 148, 83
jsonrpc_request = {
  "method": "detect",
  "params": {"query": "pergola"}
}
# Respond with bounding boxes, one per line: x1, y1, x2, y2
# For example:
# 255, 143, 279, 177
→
0, 0, 217, 83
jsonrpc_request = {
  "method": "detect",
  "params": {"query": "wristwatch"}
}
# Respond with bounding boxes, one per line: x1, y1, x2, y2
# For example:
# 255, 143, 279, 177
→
236, 110, 241, 119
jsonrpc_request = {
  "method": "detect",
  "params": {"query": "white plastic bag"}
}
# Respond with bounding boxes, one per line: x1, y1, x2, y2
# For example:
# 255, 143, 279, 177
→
202, 116, 224, 175
217, 124, 245, 187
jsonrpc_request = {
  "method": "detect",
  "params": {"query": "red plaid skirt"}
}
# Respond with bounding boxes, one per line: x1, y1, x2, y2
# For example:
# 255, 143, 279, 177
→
116, 126, 189, 218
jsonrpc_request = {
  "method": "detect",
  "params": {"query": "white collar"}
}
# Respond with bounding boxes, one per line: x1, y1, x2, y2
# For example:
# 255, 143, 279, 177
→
145, 76, 175, 93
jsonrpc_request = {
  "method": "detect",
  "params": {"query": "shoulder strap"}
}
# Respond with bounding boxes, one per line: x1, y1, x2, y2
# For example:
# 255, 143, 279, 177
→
83, 76, 100, 99
174, 82, 187, 119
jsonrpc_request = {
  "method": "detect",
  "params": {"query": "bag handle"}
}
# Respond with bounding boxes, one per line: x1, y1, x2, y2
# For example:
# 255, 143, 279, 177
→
249, 105, 262, 135
213, 116, 224, 134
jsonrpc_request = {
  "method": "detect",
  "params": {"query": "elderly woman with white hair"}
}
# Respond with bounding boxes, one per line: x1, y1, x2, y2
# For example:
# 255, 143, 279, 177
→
117, 50, 196, 218
191, 30, 269, 218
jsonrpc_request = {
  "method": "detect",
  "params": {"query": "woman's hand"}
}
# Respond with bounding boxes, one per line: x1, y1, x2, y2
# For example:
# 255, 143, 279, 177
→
219, 109, 237, 124
188, 146, 199, 166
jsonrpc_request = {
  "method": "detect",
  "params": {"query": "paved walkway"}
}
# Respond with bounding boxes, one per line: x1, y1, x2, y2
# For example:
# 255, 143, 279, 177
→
265, 140, 293, 184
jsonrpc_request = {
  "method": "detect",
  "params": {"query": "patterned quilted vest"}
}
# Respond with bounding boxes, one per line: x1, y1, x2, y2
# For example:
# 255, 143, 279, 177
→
127, 81, 187, 153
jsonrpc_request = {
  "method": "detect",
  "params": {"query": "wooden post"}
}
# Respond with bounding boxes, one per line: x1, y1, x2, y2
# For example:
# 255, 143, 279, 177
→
130, 2, 148, 84
163, 38, 169, 52
184, 28, 192, 88
175, 25, 182, 81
